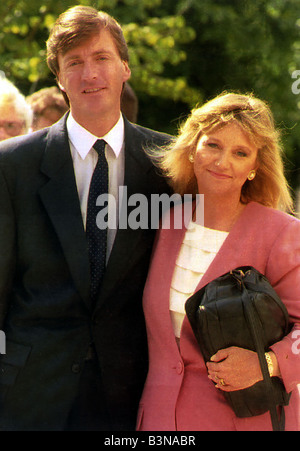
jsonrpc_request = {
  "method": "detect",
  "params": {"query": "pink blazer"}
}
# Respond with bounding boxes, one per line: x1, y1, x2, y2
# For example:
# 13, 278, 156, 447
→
137, 202, 300, 431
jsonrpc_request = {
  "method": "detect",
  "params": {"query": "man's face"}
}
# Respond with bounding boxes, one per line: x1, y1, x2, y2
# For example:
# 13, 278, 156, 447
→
57, 29, 131, 130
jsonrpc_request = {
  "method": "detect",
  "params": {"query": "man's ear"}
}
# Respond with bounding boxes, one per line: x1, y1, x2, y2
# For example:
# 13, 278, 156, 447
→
57, 76, 66, 93
122, 61, 131, 83
56, 76, 70, 107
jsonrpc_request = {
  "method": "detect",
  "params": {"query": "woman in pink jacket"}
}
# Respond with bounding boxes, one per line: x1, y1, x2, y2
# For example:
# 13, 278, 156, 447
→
137, 92, 300, 431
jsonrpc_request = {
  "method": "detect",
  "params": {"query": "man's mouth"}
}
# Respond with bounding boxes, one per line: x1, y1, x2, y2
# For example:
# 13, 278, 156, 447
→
82, 87, 104, 94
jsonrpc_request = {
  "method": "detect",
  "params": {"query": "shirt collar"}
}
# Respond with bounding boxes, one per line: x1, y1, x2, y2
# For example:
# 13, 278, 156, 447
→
67, 113, 125, 160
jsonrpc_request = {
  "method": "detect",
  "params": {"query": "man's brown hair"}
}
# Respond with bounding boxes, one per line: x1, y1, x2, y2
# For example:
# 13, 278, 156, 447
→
46, 5, 129, 77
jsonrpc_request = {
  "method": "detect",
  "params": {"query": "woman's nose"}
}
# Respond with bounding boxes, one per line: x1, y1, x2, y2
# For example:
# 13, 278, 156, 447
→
215, 151, 230, 168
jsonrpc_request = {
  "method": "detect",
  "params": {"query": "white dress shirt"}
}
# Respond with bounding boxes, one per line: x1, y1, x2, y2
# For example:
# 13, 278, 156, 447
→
170, 221, 228, 338
67, 113, 125, 262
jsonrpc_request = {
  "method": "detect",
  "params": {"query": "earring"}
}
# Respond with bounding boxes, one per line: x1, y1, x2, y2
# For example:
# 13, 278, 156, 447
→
188, 154, 194, 163
248, 170, 256, 181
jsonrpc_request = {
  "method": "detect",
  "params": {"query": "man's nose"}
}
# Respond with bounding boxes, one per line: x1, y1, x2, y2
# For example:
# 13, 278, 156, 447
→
82, 61, 97, 80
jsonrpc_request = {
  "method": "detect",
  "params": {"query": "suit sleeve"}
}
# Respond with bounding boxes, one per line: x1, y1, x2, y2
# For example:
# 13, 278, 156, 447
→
0, 166, 16, 328
266, 217, 300, 393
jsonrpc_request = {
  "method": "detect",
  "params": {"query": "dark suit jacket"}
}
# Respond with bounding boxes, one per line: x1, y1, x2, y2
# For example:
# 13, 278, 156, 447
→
0, 115, 171, 431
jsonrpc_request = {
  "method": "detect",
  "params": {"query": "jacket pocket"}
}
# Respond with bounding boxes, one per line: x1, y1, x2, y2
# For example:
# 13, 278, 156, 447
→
0, 340, 32, 401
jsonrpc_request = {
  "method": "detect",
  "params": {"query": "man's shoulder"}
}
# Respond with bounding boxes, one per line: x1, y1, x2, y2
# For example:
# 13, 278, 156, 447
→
124, 119, 172, 146
133, 122, 172, 140
0, 128, 47, 160
0, 117, 67, 163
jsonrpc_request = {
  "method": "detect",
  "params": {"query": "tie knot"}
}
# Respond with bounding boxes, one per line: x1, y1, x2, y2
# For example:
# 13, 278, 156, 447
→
93, 139, 106, 155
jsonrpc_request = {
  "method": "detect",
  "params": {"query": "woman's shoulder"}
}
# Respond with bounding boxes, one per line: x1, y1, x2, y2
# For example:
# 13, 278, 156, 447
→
245, 201, 300, 228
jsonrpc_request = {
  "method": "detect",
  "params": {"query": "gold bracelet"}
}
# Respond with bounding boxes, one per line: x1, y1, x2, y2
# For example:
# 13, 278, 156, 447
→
265, 352, 274, 377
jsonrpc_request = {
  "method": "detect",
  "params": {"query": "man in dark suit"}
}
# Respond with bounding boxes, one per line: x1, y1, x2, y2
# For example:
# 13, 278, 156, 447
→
0, 6, 171, 431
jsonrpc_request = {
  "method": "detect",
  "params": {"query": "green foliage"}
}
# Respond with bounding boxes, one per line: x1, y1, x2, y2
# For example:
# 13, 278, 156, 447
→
124, 15, 199, 105
164, 0, 300, 188
0, 0, 199, 106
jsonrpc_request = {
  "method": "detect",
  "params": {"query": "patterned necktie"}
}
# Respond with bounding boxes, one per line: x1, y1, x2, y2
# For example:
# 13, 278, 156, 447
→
86, 139, 108, 303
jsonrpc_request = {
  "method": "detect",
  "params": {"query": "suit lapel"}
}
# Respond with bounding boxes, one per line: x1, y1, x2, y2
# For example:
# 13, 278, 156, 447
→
38, 116, 91, 306
95, 119, 155, 307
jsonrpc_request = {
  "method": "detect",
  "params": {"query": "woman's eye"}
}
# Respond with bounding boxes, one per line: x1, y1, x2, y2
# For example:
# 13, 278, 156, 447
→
207, 142, 218, 148
236, 150, 248, 157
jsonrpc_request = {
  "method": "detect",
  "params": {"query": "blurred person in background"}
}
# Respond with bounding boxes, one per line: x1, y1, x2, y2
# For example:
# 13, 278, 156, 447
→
121, 82, 138, 123
27, 86, 69, 131
27, 82, 138, 132
0, 76, 32, 140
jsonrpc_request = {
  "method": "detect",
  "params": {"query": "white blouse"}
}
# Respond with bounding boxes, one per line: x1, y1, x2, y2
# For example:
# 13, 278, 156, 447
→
169, 221, 228, 338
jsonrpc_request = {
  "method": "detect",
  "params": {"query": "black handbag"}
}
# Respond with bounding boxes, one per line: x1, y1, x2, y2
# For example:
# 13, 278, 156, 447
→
185, 266, 292, 431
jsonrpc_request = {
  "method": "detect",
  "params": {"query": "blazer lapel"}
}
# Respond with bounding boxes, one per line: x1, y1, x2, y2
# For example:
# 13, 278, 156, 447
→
192, 202, 256, 292
181, 202, 260, 341
38, 116, 91, 306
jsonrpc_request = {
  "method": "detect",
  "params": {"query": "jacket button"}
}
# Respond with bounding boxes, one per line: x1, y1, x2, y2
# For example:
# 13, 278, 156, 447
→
176, 361, 183, 374
71, 363, 81, 374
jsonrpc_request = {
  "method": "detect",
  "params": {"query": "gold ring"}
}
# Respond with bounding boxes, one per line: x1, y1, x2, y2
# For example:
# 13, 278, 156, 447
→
219, 378, 226, 386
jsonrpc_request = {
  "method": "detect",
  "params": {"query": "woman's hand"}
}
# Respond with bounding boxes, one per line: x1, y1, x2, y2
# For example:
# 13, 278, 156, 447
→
206, 346, 278, 392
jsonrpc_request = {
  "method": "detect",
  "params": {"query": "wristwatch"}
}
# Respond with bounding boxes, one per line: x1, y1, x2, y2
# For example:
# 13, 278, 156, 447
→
265, 352, 274, 377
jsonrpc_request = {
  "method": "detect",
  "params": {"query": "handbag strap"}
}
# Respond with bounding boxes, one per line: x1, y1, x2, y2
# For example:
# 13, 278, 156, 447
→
241, 283, 285, 431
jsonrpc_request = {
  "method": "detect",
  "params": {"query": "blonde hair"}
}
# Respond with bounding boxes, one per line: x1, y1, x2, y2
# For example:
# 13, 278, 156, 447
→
151, 92, 294, 213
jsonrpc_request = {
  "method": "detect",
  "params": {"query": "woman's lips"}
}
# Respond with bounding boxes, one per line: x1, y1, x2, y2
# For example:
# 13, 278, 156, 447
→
207, 170, 232, 179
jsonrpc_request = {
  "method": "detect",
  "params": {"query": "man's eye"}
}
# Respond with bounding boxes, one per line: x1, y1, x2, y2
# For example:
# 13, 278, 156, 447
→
68, 61, 81, 67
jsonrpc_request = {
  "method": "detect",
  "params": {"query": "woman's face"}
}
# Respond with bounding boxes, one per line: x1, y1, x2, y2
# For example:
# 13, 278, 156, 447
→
194, 122, 259, 200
